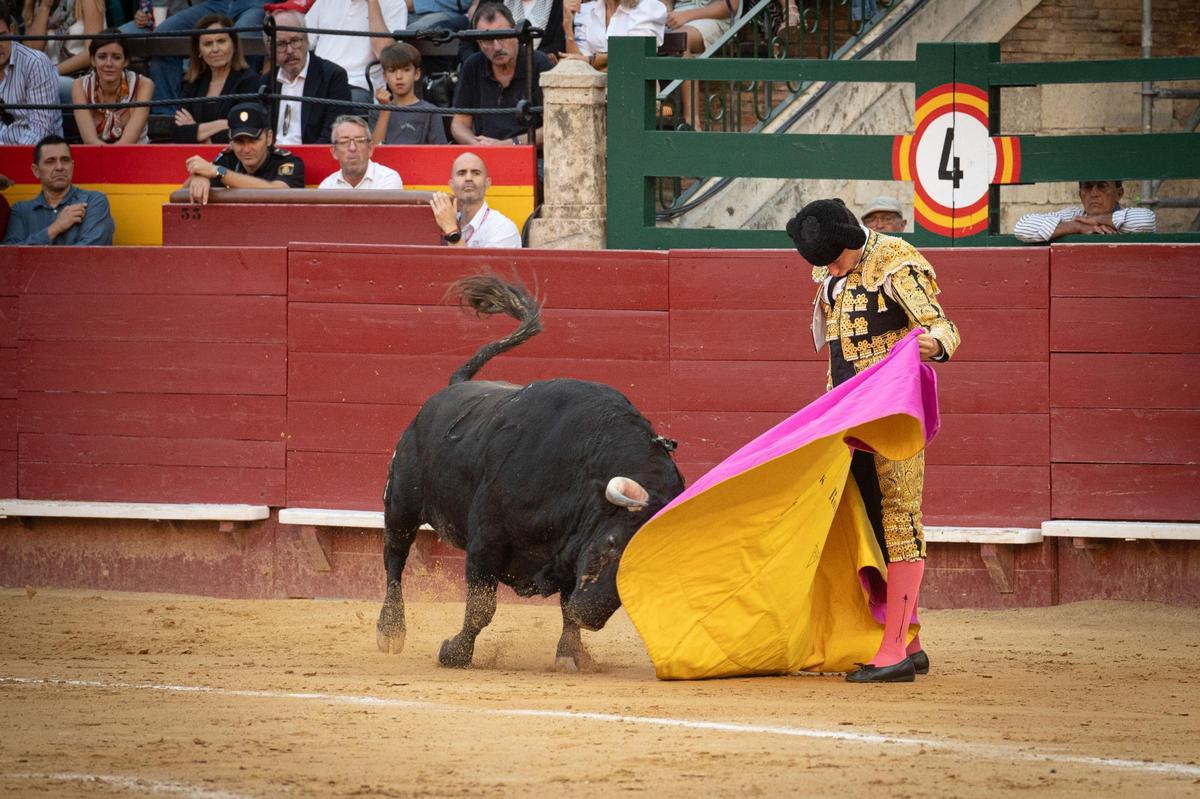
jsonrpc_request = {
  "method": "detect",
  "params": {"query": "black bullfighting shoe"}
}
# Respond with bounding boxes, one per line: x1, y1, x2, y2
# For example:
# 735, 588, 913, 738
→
909, 649, 930, 675
845, 658, 916, 683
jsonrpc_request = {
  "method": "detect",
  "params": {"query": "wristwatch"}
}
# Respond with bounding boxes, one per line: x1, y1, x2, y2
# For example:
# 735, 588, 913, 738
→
214, 165, 228, 181
442, 228, 462, 244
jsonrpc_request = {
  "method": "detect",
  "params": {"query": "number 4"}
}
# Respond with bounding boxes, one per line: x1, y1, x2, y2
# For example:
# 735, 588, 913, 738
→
938, 128, 963, 189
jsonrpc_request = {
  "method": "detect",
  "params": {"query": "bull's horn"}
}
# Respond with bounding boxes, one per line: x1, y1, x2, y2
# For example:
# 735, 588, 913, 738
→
605, 477, 649, 511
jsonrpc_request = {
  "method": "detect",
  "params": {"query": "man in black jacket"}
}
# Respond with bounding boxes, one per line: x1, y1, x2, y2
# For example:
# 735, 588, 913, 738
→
263, 10, 353, 145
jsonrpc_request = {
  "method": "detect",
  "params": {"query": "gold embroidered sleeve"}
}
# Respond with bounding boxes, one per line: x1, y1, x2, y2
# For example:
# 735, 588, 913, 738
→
890, 266, 960, 361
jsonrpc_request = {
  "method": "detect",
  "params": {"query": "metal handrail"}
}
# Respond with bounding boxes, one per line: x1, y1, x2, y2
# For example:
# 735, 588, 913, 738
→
651, 0, 903, 212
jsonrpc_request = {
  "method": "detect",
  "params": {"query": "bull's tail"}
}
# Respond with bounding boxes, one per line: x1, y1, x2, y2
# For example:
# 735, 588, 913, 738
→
448, 274, 543, 385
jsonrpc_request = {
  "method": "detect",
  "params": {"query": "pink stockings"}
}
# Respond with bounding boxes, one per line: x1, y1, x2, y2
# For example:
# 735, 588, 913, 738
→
870, 559, 925, 667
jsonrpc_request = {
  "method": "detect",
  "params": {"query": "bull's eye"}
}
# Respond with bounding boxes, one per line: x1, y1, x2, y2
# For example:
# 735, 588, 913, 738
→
606, 534, 617, 550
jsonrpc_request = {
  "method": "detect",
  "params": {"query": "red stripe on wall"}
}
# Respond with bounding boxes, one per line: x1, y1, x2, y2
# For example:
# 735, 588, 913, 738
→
287, 245, 670, 308
0, 144, 536, 186
15, 247, 288, 295
18, 391, 286, 440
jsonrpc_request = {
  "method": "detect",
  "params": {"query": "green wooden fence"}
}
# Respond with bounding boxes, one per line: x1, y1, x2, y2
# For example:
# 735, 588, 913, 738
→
606, 38, 1200, 249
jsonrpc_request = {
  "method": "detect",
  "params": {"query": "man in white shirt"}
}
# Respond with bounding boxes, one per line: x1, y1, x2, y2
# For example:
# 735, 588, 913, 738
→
1013, 180, 1157, 243
318, 116, 405, 189
306, 0, 408, 105
430, 151, 522, 248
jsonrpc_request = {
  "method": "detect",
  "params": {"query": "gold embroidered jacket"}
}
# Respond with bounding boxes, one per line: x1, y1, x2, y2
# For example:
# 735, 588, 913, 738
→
811, 230, 960, 388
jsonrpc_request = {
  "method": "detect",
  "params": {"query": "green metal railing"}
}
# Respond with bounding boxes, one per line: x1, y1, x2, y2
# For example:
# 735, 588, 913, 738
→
607, 38, 1200, 249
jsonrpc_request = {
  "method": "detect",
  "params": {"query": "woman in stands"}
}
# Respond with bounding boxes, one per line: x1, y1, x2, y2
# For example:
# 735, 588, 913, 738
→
22, 0, 107, 101
171, 14, 260, 143
70, 31, 154, 144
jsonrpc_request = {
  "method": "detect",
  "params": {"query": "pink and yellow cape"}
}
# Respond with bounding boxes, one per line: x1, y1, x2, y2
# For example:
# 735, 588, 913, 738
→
617, 330, 939, 679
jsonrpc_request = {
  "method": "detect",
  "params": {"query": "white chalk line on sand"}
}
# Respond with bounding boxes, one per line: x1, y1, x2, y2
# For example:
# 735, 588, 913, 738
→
4, 676, 1199, 779
4, 772, 253, 799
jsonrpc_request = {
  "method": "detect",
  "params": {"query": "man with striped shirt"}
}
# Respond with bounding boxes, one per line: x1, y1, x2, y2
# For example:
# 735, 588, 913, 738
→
1013, 180, 1156, 243
0, 1, 63, 145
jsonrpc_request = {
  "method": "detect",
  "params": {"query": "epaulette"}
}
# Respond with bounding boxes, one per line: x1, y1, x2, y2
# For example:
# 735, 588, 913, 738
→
810, 265, 829, 284
860, 233, 938, 291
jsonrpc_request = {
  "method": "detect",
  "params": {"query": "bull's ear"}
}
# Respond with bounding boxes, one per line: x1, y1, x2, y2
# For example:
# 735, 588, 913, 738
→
605, 476, 649, 512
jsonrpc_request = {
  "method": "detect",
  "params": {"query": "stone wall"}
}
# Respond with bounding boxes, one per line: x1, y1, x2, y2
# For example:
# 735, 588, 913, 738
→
999, 0, 1200, 232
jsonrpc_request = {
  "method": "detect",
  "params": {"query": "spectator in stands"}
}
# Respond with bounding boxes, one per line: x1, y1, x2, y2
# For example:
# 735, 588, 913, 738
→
71, 31, 154, 144
664, 0, 734, 55
403, 0, 469, 45
431, 151, 521, 247
560, 0, 665, 69
860, 195, 906, 233
370, 41, 446, 145
172, 15, 261, 143
4, 134, 115, 244
182, 102, 305, 204
319, 115, 404, 189
1013, 181, 1157, 243
502, 0, 565, 55
23, 0, 106, 102
452, 3, 550, 147
0, 1, 64, 144
263, 11, 352, 145
144, 0, 264, 106
305, 0, 407, 106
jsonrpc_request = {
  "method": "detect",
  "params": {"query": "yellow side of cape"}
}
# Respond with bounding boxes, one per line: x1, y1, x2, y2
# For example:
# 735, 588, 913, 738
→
617, 415, 925, 680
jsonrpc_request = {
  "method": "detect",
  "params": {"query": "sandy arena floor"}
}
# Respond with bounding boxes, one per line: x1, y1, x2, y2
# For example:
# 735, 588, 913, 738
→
0, 588, 1198, 798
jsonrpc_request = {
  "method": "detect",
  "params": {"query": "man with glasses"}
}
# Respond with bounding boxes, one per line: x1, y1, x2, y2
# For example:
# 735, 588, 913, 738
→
264, 10, 353, 145
1013, 180, 1157, 243
182, 102, 306, 205
318, 115, 403, 189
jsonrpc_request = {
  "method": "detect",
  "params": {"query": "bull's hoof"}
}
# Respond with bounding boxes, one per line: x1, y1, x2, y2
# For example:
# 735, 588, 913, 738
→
553, 656, 579, 673
376, 627, 406, 654
437, 637, 473, 668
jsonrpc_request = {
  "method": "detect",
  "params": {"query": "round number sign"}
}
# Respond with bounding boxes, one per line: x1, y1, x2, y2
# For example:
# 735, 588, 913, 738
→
892, 83, 1020, 238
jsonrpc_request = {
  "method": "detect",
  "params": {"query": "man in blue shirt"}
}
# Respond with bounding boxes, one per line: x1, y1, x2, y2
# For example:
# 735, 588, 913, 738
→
3, 135, 115, 246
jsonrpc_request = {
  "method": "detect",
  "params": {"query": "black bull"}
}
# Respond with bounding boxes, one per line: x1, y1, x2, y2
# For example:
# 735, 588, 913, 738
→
376, 276, 685, 670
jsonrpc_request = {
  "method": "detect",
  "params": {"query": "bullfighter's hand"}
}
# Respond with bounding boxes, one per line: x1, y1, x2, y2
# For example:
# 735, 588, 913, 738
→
917, 332, 943, 360
185, 155, 217, 178
430, 192, 458, 233
187, 175, 211, 206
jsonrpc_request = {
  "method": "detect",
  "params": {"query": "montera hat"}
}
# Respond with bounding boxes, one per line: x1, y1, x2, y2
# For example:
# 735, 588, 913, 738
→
228, 102, 269, 139
785, 198, 867, 266
860, 195, 904, 218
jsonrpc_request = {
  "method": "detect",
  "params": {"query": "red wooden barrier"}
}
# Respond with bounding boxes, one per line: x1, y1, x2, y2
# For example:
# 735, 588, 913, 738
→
284, 244, 671, 510
11, 246, 288, 504
1049, 244, 1200, 523
3, 241, 1198, 607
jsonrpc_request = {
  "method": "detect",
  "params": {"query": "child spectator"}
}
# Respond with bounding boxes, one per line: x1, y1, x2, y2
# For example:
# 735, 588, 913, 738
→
370, 41, 446, 145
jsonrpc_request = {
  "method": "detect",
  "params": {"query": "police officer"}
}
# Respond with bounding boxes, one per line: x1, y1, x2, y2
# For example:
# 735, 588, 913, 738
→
183, 103, 306, 205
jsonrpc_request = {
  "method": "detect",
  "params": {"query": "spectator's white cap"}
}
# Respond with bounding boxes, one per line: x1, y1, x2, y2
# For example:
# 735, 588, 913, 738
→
861, 196, 904, 218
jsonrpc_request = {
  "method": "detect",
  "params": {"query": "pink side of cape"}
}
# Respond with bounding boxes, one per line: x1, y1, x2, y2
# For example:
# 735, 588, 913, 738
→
654, 329, 940, 519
